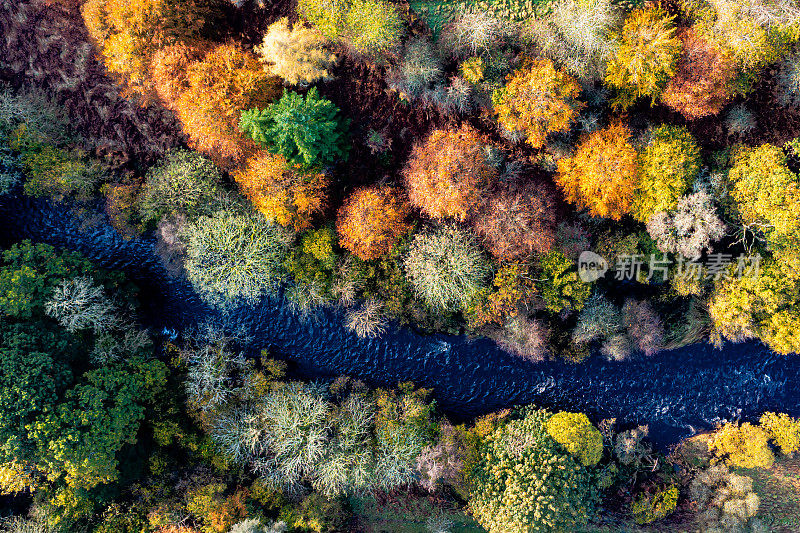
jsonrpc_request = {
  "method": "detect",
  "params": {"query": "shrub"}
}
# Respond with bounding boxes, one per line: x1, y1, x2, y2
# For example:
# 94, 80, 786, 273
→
439, 11, 512, 59
646, 192, 726, 258
775, 52, 800, 108
689, 464, 761, 532
0, 87, 73, 144
15, 141, 101, 201
403, 226, 490, 312
403, 126, 497, 221
710, 422, 775, 469
729, 144, 800, 245
537, 250, 591, 314
759, 412, 800, 455
467, 263, 536, 328
240, 88, 349, 169
472, 181, 558, 261
296, 0, 350, 41
343, 0, 404, 57
139, 149, 223, 224
233, 152, 329, 232
174, 44, 282, 169
631, 485, 679, 524
633, 125, 702, 222
182, 210, 294, 307
523, 0, 621, 81
621, 299, 665, 356
709, 253, 800, 355
572, 293, 623, 345
470, 409, 598, 533
725, 104, 757, 136
44, 277, 118, 334
661, 28, 737, 118
495, 316, 551, 362
492, 59, 585, 149
0, 145, 21, 195
386, 38, 444, 100
336, 186, 411, 260
255, 18, 337, 86
81, 0, 221, 94
344, 299, 388, 338
545, 412, 603, 467
605, 7, 682, 106
556, 124, 638, 220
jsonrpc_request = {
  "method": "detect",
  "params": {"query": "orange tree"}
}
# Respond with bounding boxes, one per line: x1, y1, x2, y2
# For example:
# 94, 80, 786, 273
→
492, 58, 585, 149
81, 0, 222, 95
403, 125, 497, 221
555, 124, 638, 220
661, 28, 737, 119
172, 44, 282, 169
232, 151, 329, 232
605, 6, 682, 107
336, 185, 411, 260
472, 180, 558, 261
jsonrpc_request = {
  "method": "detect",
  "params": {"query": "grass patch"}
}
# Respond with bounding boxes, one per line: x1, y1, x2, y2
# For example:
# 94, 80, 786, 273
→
408, 0, 552, 34
349, 492, 484, 532
737, 455, 800, 532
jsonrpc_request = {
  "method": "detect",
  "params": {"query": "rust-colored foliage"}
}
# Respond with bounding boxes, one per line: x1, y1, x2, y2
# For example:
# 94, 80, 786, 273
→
472, 180, 558, 261
467, 263, 537, 329
661, 28, 737, 119
336, 185, 412, 260
555, 124, 638, 220
172, 44, 282, 169
81, 0, 222, 95
403, 125, 497, 221
233, 151, 329, 231
150, 42, 209, 105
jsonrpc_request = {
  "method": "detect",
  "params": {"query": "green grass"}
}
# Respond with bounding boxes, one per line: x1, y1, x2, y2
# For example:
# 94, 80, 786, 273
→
736, 455, 800, 532
408, 0, 551, 34
349, 493, 485, 532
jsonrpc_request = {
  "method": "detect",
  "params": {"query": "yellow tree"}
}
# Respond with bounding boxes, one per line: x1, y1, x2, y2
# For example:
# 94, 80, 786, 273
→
336, 186, 411, 260
492, 58, 585, 149
233, 151, 329, 232
556, 124, 638, 220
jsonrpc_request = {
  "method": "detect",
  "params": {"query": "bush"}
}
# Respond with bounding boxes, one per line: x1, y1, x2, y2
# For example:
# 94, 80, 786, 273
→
633, 125, 702, 222
403, 125, 497, 221
467, 263, 536, 328
759, 412, 800, 455
81, 0, 221, 94
344, 299, 388, 338
386, 38, 444, 100
725, 104, 757, 136
139, 149, 223, 224
661, 28, 737, 118
710, 422, 775, 469
403, 226, 490, 312
495, 316, 551, 362
439, 11, 512, 59
296, 0, 350, 41
344, 0, 404, 57
689, 464, 761, 532
182, 210, 294, 307
537, 250, 591, 314
729, 144, 800, 245
233, 152, 329, 232
336, 186, 411, 260
572, 293, 623, 346
605, 7, 682, 106
631, 485, 679, 524
621, 299, 665, 356
775, 52, 800, 108
646, 192, 726, 258
255, 18, 337, 86
240, 88, 349, 169
492, 58, 585, 149
545, 412, 603, 467
44, 277, 118, 334
556, 124, 638, 220
15, 140, 101, 201
470, 409, 598, 533
173, 44, 282, 169
472, 180, 558, 261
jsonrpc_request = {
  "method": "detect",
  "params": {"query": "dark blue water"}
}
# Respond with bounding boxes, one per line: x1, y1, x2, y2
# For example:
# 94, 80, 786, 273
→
2, 194, 798, 448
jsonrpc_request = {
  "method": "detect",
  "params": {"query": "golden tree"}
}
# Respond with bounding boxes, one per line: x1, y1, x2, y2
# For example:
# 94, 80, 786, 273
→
233, 151, 329, 232
403, 125, 497, 221
492, 58, 585, 149
174, 44, 282, 169
556, 124, 638, 220
336, 186, 411, 260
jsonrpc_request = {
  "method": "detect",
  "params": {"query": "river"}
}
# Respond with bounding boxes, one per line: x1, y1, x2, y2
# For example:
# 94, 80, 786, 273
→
2, 194, 797, 448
